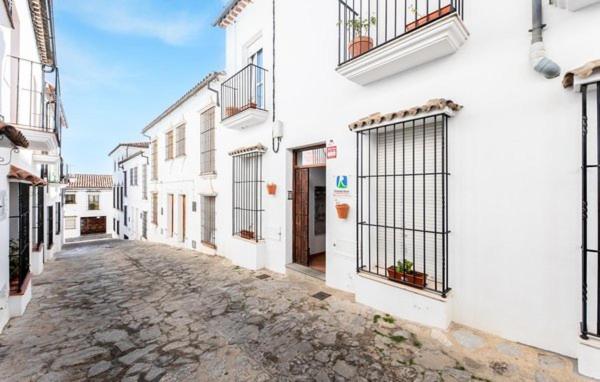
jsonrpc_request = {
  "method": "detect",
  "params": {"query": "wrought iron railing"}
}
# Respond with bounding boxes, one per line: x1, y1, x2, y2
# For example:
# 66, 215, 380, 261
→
232, 151, 264, 241
338, 0, 464, 65
221, 64, 267, 121
356, 114, 450, 296
581, 81, 600, 340
8, 183, 30, 293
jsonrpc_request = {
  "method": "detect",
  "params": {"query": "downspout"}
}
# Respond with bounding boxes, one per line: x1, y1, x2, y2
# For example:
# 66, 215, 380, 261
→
530, 0, 561, 79
207, 77, 220, 107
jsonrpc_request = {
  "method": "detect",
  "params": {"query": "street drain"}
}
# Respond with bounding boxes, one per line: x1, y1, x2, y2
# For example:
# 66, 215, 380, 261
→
256, 274, 270, 280
312, 291, 331, 301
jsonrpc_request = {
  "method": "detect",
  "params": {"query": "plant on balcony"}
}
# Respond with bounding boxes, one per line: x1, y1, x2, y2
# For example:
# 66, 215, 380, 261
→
406, 4, 453, 32
387, 259, 427, 288
340, 16, 377, 59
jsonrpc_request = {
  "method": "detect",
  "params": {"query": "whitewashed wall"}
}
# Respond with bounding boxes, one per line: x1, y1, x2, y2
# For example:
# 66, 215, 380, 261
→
216, 0, 600, 359
121, 153, 149, 241
63, 188, 113, 240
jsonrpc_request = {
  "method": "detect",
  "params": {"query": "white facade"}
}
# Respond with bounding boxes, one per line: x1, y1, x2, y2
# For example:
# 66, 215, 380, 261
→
0, 0, 66, 333
211, 0, 600, 378
63, 176, 113, 240
119, 152, 149, 241
143, 74, 222, 254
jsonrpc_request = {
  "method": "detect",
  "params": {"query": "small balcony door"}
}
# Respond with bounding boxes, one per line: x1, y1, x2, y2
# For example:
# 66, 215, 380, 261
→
249, 49, 264, 109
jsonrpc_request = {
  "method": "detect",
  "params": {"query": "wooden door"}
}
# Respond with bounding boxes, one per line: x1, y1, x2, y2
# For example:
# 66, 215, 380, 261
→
293, 168, 309, 266
81, 217, 106, 235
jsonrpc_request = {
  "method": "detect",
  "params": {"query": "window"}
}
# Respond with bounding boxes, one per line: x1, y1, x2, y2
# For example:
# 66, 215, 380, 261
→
142, 164, 148, 200
124, 171, 128, 196
151, 140, 158, 180
124, 206, 128, 227
65, 193, 76, 204
88, 194, 100, 210
201, 108, 216, 174
120, 186, 124, 211
175, 124, 186, 157
113, 186, 116, 208
356, 114, 450, 296
116, 220, 120, 235
142, 211, 148, 239
151, 193, 158, 225
165, 130, 174, 160
65, 216, 76, 230
167, 194, 174, 237
232, 149, 264, 241
202, 196, 216, 247
250, 49, 265, 109
55, 202, 61, 234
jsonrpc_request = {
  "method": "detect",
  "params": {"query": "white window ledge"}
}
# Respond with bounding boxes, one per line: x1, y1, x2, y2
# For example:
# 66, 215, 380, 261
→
553, 0, 600, 11
336, 14, 469, 86
221, 108, 269, 129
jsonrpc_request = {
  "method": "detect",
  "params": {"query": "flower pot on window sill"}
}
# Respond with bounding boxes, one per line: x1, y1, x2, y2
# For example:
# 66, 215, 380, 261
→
406, 4, 453, 32
225, 106, 240, 118
240, 230, 255, 240
348, 36, 374, 59
386, 266, 427, 289
267, 183, 277, 195
336, 203, 350, 219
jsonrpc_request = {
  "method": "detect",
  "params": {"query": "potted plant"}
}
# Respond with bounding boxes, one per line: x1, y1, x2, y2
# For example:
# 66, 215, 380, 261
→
406, 4, 453, 32
225, 106, 240, 117
341, 16, 377, 59
240, 230, 255, 240
267, 183, 277, 195
387, 259, 426, 288
335, 203, 350, 219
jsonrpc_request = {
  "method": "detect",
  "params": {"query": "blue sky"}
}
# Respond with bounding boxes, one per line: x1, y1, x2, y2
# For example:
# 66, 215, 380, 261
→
55, 0, 228, 174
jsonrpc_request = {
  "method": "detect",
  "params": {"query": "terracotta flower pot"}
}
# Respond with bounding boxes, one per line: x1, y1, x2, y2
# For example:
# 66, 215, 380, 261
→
406, 4, 453, 32
267, 183, 277, 195
348, 36, 373, 59
387, 266, 427, 289
336, 203, 350, 219
240, 230, 255, 240
225, 106, 240, 117
241, 102, 257, 111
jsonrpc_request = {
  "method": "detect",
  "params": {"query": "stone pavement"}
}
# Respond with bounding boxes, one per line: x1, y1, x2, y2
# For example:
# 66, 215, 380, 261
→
0, 240, 591, 381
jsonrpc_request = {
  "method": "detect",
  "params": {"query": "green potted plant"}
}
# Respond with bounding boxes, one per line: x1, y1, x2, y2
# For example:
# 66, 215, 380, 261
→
387, 259, 426, 288
341, 16, 377, 58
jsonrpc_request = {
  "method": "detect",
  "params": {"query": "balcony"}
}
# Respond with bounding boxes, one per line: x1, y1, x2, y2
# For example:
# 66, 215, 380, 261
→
221, 64, 268, 129
336, 0, 468, 85
5, 56, 62, 151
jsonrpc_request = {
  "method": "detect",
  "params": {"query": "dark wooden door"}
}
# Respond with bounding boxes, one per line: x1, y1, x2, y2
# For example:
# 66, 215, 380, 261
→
293, 168, 309, 266
81, 216, 107, 235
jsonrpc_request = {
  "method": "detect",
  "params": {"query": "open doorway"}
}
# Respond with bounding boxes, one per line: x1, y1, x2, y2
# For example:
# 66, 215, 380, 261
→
293, 145, 327, 274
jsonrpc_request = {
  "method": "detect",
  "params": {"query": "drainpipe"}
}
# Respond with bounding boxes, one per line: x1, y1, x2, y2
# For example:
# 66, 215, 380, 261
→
530, 0, 561, 79
207, 77, 220, 107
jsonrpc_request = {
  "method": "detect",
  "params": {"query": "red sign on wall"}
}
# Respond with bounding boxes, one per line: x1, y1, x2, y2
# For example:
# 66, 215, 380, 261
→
326, 145, 337, 159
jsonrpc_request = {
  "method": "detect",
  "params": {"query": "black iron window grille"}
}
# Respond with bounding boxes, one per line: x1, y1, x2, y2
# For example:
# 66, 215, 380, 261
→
47, 204, 54, 248
221, 64, 267, 121
124, 206, 128, 227
142, 164, 148, 200
356, 114, 450, 296
9, 183, 30, 293
151, 140, 158, 180
55, 202, 61, 234
201, 107, 216, 174
32, 185, 44, 250
202, 195, 216, 247
338, 0, 464, 66
581, 81, 600, 340
151, 193, 158, 225
232, 150, 264, 241
175, 124, 186, 157
165, 130, 174, 160
124, 171, 128, 196
142, 211, 148, 239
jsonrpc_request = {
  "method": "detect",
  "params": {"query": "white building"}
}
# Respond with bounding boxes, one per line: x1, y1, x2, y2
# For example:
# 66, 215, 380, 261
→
211, 0, 600, 378
63, 174, 113, 240
108, 142, 149, 240
142, 72, 222, 254
0, 0, 67, 333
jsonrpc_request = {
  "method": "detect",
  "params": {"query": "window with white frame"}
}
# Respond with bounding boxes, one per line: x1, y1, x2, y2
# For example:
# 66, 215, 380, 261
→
65, 193, 76, 204
88, 194, 100, 210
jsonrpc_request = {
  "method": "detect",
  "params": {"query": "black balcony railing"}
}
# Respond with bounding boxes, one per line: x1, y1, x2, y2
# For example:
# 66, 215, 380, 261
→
221, 64, 267, 121
338, 0, 464, 65
581, 81, 600, 340
8, 183, 30, 294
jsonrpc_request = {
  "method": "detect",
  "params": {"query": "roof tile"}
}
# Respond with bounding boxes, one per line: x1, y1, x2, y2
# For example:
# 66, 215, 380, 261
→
67, 174, 113, 189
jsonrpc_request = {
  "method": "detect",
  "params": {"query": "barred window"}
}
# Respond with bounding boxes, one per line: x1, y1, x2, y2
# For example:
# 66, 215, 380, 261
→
176, 124, 186, 157
88, 194, 100, 210
232, 149, 264, 241
124, 171, 128, 196
65, 216, 76, 230
142, 211, 148, 239
124, 206, 128, 227
200, 108, 216, 174
165, 130, 174, 160
151, 140, 158, 180
202, 196, 216, 247
356, 114, 450, 296
65, 193, 76, 204
142, 164, 148, 200
151, 193, 158, 224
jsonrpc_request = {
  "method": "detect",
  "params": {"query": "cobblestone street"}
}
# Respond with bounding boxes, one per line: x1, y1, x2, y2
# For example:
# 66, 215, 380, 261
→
0, 241, 591, 381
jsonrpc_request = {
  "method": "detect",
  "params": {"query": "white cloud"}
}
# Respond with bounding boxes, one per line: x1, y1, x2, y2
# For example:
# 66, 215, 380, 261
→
57, 0, 205, 46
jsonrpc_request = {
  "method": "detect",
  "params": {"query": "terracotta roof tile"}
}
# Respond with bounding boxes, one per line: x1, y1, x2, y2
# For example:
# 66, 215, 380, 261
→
0, 122, 29, 148
67, 174, 113, 189
348, 99, 463, 131
228, 143, 267, 156
8, 165, 46, 186
214, 0, 253, 27
108, 141, 150, 156
28, 0, 54, 66
563, 59, 600, 88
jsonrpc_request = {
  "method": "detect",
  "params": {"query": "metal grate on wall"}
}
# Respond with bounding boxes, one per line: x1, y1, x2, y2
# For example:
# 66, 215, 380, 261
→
201, 196, 216, 247
231, 149, 265, 242
201, 107, 216, 174
356, 113, 450, 296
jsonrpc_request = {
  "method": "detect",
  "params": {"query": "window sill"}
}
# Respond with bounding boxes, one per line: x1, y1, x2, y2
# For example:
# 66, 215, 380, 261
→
336, 14, 469, 85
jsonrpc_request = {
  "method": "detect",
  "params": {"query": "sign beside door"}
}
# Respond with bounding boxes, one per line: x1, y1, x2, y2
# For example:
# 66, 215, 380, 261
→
333, 175, 351, 198
326, 140, 337, 159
